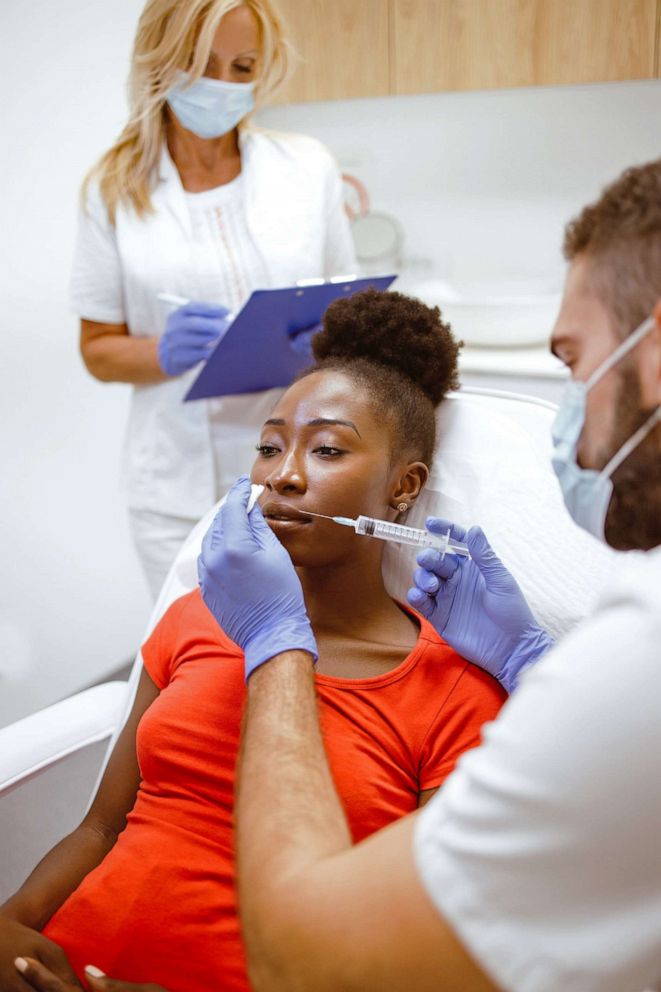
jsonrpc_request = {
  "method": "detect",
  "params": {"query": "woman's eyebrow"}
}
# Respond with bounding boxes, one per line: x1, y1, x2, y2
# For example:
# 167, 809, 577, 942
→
208, 49, 258, 61
262, 417, 362, 437
307, 417, 361, 437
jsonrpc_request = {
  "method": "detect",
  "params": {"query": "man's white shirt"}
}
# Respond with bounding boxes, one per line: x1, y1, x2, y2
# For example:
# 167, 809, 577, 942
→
415, 546, 661, 992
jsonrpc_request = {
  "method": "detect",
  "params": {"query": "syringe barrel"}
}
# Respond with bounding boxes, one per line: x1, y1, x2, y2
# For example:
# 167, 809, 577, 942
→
355, 515, 450, 552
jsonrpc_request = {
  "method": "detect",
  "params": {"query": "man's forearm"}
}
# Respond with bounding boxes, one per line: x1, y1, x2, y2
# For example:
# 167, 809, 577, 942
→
238, 651, 350, 869
236, 651, 495, 992
237, 651, 351, 988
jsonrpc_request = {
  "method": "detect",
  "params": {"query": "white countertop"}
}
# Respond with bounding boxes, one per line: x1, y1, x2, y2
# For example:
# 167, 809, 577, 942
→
459, 343, 567, 379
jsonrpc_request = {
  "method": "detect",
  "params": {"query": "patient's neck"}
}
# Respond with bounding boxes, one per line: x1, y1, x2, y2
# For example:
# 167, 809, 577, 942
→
297, 549, 418, 677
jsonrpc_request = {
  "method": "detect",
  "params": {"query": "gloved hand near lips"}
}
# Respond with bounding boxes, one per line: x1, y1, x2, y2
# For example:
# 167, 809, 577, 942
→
198, 477, 318, 679
158, 301, 231, 377
407, 517, 555, 692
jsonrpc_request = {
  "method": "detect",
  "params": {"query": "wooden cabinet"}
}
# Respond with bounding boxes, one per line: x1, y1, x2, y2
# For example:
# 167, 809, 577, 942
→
392, 0, 658, 94
274, 0, 659, 104
273, 0, 390, 103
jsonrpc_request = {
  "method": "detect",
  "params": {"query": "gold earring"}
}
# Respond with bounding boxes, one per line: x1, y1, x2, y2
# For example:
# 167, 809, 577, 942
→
397, 502, 408, 512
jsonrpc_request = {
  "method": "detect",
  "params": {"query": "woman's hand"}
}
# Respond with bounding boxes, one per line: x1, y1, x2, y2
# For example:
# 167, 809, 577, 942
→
288, 322, 322, 359
15, 957, 168, 991
158, 301, 231, 377
0, 917, 79, 991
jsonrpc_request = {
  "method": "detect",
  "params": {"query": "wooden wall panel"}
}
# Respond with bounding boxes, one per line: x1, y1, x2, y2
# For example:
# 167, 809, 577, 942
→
273, 0, 391, 104
392, 0, 657, 94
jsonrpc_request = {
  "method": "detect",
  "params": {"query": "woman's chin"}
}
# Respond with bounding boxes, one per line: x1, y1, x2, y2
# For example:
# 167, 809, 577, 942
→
270, 532, 340, 569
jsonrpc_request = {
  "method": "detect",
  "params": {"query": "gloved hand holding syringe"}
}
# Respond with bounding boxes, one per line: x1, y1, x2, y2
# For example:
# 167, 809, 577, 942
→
302, 510, 471, 559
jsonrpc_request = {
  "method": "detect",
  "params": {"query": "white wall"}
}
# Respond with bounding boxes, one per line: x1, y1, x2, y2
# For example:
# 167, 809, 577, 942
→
1, 0, 660, 727
0, 0, 151, 726
258, 80, 661, 294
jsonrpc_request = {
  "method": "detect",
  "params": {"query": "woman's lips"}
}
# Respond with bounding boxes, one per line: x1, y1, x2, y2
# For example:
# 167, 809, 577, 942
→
261, 503, 313, 525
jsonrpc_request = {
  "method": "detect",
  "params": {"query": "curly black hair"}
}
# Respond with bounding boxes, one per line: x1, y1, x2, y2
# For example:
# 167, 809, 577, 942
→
300, 288, 460, 465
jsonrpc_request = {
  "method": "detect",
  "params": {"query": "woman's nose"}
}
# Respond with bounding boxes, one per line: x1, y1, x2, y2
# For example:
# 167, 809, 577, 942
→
203, 62, 232, 83
265, 451, 306, 494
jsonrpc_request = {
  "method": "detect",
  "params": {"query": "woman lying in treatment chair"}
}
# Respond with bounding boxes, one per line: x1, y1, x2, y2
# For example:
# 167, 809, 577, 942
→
0, 290, 505, 992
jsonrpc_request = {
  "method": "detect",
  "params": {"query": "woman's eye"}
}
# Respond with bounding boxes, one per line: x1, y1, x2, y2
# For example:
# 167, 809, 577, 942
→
314, 445, 344, 457
234, 63, 254, 74
256, 443, 279, 457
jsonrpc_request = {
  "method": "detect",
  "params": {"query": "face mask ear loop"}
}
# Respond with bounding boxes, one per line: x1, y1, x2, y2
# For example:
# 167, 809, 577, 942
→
585, 315, 656, 391
598, 406, 661, 481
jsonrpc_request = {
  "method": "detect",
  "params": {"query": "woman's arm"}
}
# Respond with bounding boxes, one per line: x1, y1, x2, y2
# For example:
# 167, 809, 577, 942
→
80, 321, 166, 385
0, 668, 159, 988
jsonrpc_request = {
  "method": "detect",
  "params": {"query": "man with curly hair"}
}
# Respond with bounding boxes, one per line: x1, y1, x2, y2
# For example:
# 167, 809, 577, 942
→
16, 166, 660, 992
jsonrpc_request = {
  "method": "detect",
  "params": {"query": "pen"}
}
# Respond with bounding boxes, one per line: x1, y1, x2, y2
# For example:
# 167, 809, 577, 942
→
157, 292, 190, 307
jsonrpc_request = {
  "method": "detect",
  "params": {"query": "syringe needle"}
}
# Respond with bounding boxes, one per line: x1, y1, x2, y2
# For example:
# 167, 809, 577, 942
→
303, 510, 355, 527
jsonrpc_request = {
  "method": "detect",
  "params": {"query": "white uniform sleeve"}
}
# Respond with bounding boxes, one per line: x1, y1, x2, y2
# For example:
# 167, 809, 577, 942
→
70, 183, 126, 325
413, 550, 661, 992
321, 153, 357, 278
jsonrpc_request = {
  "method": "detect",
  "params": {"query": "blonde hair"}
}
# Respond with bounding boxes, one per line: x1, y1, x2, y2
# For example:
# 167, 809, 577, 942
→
85, 0, 294, 224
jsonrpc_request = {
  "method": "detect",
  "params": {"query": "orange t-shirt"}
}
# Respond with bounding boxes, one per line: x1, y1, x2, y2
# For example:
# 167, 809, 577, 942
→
44, 590, 505, 991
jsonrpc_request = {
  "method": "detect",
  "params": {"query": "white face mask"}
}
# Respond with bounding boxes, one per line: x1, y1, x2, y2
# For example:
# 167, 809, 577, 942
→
166, 71, 255, 139
551, 315, 660, 541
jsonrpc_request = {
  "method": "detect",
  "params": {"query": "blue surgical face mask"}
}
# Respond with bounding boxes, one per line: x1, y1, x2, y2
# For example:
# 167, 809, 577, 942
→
166, 71, 255, 139
552, 315, 660, 541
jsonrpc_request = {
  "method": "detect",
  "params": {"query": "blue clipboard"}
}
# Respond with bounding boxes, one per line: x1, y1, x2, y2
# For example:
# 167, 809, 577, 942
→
184, 274, 396, 401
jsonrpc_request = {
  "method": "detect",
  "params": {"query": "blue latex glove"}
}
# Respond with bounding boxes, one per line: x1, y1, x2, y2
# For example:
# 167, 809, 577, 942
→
406, 517, 554, 692
198, 476, 318, 679
158, 301, 231, 377
288, 322, 322, 360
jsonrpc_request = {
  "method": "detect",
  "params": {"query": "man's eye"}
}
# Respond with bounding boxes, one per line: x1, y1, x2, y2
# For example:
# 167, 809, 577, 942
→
256, 443, 279, 457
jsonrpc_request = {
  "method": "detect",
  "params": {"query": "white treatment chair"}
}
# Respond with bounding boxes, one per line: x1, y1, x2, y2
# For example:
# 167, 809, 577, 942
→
0, 683, 127, 902
0, 388, 618, 903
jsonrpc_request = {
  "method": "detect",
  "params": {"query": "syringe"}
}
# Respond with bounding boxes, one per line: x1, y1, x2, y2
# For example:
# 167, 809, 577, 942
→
303, 511, 471, 559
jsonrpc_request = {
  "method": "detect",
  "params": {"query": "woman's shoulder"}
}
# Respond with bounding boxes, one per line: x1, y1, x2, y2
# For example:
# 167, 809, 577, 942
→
76, 172, 108, 222
149, 588, 241, 653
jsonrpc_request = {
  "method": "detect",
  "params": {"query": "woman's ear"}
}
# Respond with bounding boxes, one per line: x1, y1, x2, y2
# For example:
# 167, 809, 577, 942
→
390, 461, 429, 513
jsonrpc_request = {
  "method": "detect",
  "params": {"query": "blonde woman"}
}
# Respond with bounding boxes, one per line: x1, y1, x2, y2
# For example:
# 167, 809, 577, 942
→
75, 0, 356, 598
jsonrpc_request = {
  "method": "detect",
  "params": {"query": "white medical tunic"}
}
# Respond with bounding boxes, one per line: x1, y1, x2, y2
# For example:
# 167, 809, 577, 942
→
414, 545, 661, 992
70, 127, 356, 518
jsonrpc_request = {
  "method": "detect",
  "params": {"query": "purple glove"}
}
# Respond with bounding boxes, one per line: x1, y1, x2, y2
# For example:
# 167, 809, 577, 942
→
406, 518, 554, 692
288, 322, 322, 360
158, 301, 230, 377
198, 477, 318, 679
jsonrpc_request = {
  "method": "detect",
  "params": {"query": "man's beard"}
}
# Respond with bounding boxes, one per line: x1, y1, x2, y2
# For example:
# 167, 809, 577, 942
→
602, 366, 661, 551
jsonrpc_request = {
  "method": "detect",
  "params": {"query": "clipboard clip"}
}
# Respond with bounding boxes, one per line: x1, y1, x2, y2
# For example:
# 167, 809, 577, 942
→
295, 274, 358, 287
